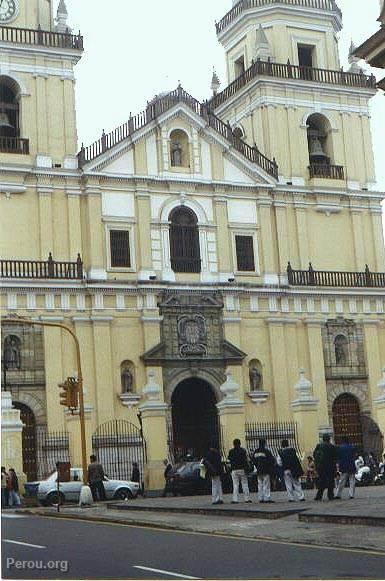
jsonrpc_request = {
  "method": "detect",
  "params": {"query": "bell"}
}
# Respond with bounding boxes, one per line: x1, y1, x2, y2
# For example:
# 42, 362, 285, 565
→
309, 136, 328, 164
0, 111, 15, 137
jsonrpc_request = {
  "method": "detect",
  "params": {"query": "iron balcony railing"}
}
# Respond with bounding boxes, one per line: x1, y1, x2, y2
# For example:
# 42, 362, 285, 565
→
78, 85, 279, 178
0, 25, 83, 50
0, 136, 29, 155
309, 164, 345, 180
210, 60, 377, 110
287, 263, 385, 288
0, 253, 84, 280
216, 0, 342, 35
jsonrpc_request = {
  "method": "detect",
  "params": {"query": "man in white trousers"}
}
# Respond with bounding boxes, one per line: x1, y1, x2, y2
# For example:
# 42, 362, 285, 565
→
335, 437, 356, 500
203, 444, 224, 505
228, 438, 252, 503
278, 439, 305, 502
252, 438, 276, 503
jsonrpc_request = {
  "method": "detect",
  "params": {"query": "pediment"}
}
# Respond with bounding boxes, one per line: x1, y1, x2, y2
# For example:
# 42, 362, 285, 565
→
81, 92, 276, 185
141, 339, 246, 365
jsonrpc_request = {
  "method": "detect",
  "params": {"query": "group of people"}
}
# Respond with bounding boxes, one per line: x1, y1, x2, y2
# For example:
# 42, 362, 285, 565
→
202, 434, 376, 505
1, 467, 21, 508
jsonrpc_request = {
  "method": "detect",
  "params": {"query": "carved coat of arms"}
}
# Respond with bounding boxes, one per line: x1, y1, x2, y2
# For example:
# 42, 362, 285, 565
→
177, 315, 207, 358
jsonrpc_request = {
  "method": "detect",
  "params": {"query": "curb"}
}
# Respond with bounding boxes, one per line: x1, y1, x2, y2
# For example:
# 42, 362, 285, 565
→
299, 512, 385, 528
107, 503, 306, 520
17, 509, 385, 554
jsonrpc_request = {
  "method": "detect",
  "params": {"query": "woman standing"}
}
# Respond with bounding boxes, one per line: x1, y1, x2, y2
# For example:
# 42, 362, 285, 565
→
7, 469, 21, 507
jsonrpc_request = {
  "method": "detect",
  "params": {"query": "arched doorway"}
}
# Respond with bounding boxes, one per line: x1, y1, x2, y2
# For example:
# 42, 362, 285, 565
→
332, 393, 363, 451
13, 403, 37, 481
171, 378, 219, 460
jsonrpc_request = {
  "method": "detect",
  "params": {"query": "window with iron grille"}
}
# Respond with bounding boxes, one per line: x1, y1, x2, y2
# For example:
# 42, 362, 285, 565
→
169, 207, 201, 273
235, 235, 255, 272
110, 230, 131, 268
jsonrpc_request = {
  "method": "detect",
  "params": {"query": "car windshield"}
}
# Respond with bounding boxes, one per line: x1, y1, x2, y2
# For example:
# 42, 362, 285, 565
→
176, 463, 199, 475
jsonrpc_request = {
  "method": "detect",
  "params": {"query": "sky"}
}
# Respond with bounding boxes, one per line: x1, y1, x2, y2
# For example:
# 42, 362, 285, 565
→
60, 0, 384, 198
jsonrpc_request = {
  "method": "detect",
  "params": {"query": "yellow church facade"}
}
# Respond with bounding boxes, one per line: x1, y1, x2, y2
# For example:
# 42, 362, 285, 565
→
1, 0, 385, 491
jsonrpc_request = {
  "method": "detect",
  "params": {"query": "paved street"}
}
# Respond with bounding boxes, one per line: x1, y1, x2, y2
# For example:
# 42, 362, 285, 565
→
2, 514, 385, 580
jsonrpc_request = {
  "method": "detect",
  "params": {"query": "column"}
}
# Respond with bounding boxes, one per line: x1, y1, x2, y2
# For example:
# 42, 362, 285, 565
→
374, 369, 385, 437
38, 185, 54, 259
274, 203, 290, 273
43, 325, 66, 430
67, 191, 82, 260
267, 319, 290, 418
350, 210, 366, 270
92, 317, 115, 424
1, 392, 26, 490
217, 369, 245, 451
294, 202, 310, 268
136, 191, 155, 280
258, 200, 276, 279
85, 183, 106, 279
363, 320, 383, 410
304, 320, 330, 431
213, 196, 233, 280
139, 370, 168, 491
370, 209, 385, 271
291, 369, 319, 456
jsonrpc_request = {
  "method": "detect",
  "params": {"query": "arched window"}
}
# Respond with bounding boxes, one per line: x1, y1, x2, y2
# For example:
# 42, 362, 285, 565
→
120, 360, 135, 394
170, 129, 190, 168
3, 334, 21, 370
169, 207, 201, 273
0, 76, 20, 139
334, 334, 349, 366
307, 113, 333, 167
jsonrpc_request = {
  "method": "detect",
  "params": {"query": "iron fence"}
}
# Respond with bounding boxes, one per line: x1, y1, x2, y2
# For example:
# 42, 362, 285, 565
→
245, 421, 302, 458
92, 420, 146, 483
36, 427, 71, 480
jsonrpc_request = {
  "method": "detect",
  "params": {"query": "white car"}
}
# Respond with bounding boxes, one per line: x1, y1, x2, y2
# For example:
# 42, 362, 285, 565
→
31, 468, 140, 505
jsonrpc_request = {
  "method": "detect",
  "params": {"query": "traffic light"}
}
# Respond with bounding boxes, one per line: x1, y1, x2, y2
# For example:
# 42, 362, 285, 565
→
58, 379, 71, 407
58, 377, 79, 411
67, 377, 79, 410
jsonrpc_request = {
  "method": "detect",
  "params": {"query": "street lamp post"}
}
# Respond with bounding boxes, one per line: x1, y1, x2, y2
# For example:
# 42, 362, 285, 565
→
2, 317, 88, 486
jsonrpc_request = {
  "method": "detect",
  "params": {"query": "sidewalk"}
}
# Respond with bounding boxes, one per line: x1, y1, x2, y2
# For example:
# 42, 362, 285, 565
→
15, 486, 385, 553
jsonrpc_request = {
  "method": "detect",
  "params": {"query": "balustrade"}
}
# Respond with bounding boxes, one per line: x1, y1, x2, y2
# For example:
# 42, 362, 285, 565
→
287, 263, 385, 288
0, 253, 84, 280
0, 25, 83, 50
0, 137, 29, 155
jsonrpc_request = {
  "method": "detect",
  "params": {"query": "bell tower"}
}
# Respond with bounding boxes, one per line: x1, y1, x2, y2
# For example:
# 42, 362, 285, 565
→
213, 0, 378, 191
213, 0, 384, 275
0, 0, 83, 166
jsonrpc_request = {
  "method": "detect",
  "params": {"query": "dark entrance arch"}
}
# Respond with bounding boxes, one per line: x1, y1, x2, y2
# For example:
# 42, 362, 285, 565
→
171, 378, 219, 460
332, 393, 364, 451
13, 403, 37, 481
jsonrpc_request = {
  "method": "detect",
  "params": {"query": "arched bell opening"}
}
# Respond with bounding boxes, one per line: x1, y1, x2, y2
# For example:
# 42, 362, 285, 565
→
307, 113, 334, 167
0, 76, 20, 139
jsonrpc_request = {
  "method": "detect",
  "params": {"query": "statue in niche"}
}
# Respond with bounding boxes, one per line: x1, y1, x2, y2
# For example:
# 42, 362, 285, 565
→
249, 366, 262, 391
171, 141, 183, 167
121, 367, 133, 393
3, 336, 21, 370
334, 335, 348, 365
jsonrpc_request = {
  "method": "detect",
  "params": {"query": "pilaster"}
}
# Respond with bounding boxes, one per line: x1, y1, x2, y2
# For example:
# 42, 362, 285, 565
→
92, 318, 115, 423
363, 320, 383, 411
304, 319, 329, 428
213, 197, 232, 276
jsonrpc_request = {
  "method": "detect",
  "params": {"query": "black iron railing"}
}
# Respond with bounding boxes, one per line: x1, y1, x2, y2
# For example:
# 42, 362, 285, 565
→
245, 421, 302, 457
309, 164, 345, 180
0, 253, 84, 280
287, 263, 385, 288
0, 25, 83, 50
216, 0, 342, 35
78, 86, 279, 178
0, 136, 29, 154
210, 60, 377, 110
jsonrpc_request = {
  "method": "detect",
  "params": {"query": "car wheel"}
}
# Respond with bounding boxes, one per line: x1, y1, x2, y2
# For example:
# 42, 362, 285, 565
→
113, 488, 133, 501
46, 491, 64, 506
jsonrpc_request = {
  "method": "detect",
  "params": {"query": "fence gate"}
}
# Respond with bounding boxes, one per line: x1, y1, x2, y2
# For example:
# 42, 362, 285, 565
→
245, 421, 302, 458
36, 427, 71, 480
92, 420, 146, 482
